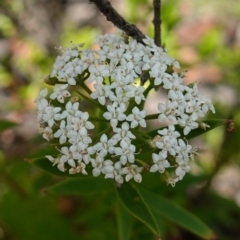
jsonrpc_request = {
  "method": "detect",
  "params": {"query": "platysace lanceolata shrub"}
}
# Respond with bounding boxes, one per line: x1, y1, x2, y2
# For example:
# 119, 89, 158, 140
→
35, 31, 215, 186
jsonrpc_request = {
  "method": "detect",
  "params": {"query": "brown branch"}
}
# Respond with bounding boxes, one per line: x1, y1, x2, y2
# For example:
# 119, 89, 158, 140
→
89, 0, 146, 43
152, 0, 162, 47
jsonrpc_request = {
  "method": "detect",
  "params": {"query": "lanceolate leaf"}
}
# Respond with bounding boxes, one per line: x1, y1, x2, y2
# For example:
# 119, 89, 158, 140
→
29, 157, 85, 177
147, 119, 226, 140
116, 183, 161, 237
116, 199, 131, 240
45, 176, 114, 194
181, 119, 226, 140
136, 187, 216, 240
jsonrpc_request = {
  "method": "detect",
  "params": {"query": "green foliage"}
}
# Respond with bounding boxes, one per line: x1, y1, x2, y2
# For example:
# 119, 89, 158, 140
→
136, 187, 215, 239
116, 200, 132, 240
116, 183, 161, 236
46, 176, 114, 194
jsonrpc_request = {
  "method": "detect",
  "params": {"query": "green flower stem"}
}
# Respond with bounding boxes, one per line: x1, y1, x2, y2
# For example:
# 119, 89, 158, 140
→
88, 116, 108, 122
132, 130, 150, 143
74, 90, 106, 112
135, 159, 149, 169
126, 79, 154, 113
79, 78, 92, 95
145, 113, 159, 120
137, 80, 155, 111
91, 127, 112, 142
143, 81, 154, 99
134, 130, 152, 140
81, 83, 92, 95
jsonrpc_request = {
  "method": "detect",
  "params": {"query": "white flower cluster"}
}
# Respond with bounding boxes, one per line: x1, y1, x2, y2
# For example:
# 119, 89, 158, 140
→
35, 31, 215, 186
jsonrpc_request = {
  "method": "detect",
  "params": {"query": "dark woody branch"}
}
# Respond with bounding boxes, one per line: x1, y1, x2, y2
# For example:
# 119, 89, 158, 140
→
152, 0, 162, 47
89, 0, 146, 43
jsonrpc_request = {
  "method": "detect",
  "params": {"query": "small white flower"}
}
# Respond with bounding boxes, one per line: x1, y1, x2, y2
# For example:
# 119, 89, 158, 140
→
54, 120, 69, 144
43, 105, 62, 128
91, 156, 113, 177
50, 84, 71, 103
162, 73, 184, 92
175, 162, 191, 180
127, 107, 146, 128
157, 125, 180, 139
109, 88, 130, 108
41, 126, 53, 141
68, 127, 92, 151
71, 112, 94, 131
175, 139, 192, 163
186, 99, 204, 120
90, 84, 114, 105
93, 134, 117, 157
113, 122, 135, 143
88, 64, 110, 83
35, 88, 48, 103
178, 114, 199, 135
150, 153, 170, 173
122, 164, 144, 183
125, 85, 145, 104
69, 162, 88, 175
46, 155, 66, 172
37, 99, 48, 121
61, 101, 81, 120
114, 139, 136, 165
156, 135, 177, 158
60, 146, 76, 168
158, 100, 179, 123
103, 105, 126, 128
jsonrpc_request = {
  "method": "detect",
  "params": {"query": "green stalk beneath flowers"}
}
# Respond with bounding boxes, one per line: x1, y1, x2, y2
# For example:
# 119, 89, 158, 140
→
126, 79, 154, 114
138, 80, 155, 111
91, 126, 112, 142
78, 72, 92, 95
74, 90, 106, 112
145, 113, 159, 120
132, 129, 152, 140
143, 80, 154, 99
88, 116, 108, 122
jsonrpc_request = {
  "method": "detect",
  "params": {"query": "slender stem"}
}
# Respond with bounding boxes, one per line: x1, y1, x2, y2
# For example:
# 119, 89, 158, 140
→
75, 90, 106, 112
145, 113, 159, 120
76, 73, 92, 95
89, 116, 108, 122
89, 0, 146, 43
143, 82, 154, 99
91, 126, 112, 142
152, 0, 162, 47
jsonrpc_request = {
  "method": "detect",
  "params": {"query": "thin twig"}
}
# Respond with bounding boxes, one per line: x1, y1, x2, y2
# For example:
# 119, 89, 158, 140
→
152, 0, 162, 47
89, 0, 146, 43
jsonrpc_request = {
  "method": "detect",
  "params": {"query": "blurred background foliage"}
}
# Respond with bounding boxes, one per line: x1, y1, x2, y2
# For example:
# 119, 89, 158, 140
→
0, 0, 240, 239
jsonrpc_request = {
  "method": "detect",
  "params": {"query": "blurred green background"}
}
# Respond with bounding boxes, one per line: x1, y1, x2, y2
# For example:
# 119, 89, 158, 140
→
0, 0, 240, 239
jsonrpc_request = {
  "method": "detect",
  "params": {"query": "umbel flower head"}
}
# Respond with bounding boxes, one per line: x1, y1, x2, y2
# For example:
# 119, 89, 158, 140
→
35, 31, 215, 186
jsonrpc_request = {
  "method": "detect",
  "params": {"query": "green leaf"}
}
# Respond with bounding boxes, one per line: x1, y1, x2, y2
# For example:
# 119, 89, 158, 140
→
29, 157, 84, 177
116, 199, 132, 240
45, 176, 114, 195
147, 119, 226, 140
137, 187, 216, 240
0, 119, 18, 132
183, 119, 226, 139
115, 183, 161, 237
